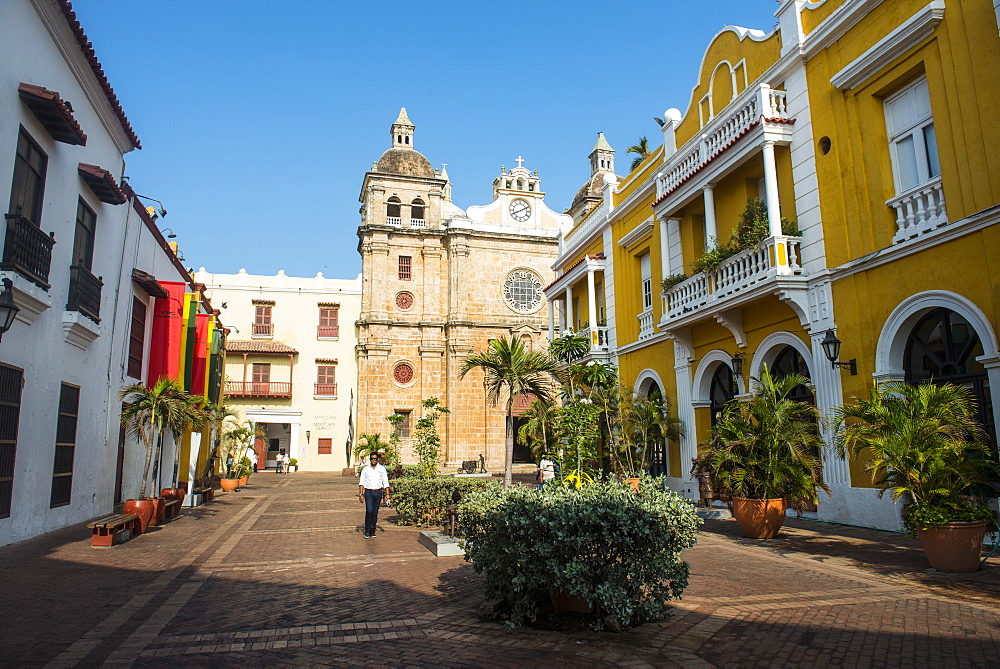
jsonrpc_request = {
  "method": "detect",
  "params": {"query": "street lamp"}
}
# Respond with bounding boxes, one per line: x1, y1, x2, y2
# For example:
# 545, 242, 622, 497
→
730, 352, 744, 377
820, 329, 857, 375
0, 278, 20, 342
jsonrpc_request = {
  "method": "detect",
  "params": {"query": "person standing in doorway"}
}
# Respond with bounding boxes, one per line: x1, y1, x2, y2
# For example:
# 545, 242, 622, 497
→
359, 452, 390, 538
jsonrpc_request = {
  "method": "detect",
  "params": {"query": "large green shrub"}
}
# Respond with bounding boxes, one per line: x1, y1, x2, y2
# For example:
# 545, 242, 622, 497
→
460, 477, 701, 629
391, 476, 500, 526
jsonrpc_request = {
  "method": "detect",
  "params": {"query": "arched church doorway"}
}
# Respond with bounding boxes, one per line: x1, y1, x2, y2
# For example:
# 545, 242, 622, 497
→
904, 307, 995, 445
510, 393, 536, 463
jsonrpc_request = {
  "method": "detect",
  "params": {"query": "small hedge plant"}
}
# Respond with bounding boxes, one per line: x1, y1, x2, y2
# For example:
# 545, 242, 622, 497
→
459, 476, 701, 630
391, 476, 500, 526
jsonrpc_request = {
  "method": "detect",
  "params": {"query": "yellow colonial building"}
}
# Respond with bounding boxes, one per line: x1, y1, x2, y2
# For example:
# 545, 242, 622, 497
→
546, 0, 1000, 531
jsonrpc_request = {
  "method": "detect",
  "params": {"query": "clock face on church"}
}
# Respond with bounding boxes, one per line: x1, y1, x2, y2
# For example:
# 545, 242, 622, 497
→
503, 269, 543, 314
509, 198, 531, 222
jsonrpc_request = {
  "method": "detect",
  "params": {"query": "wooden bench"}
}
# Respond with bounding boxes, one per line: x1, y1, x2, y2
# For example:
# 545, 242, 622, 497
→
163, 498, 181, 520
192, 486, 213, 502
88, 514, 140, 547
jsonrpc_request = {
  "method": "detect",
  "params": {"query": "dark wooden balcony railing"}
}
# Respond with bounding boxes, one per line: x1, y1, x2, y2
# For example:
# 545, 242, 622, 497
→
317, 325, 339, 338
2, 213, 55, 290
225, 381, 291, 398
66, 265, 103, 323
252, 322, 274, 337
314, 383, 338, 396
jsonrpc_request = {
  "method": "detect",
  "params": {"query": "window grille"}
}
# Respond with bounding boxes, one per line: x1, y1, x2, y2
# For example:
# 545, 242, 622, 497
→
51, 383, 79, 508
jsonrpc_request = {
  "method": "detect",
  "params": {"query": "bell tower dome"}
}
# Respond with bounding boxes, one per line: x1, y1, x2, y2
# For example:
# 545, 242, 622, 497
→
589, 131, 615, 175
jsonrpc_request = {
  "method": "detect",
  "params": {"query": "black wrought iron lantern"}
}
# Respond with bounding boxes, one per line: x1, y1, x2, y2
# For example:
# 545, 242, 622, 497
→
820, 329, 857, 375
0, 278, 19, 342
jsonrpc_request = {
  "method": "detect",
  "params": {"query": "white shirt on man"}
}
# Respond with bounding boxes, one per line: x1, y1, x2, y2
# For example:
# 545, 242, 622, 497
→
359, 463, 390, 490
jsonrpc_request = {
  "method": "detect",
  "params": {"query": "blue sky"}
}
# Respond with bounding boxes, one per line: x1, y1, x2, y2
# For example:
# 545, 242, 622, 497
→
72, 1, 781, 279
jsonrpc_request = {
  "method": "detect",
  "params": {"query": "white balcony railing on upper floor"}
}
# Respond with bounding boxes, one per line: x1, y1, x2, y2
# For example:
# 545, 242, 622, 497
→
888, 176, 947, 243
386, 216, 402, 226
656, 84, 790, 199
580, 325, 610, 352
637, 309, 655, 340
410, 218, 426, 228
662, 235, 802, 322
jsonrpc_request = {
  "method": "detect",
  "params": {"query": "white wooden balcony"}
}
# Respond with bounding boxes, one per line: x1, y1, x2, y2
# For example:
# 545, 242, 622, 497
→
386, 216, 402, 227
888, 176, 947, 243
661, 235, 805, 327
580, 325, 610, 352
410, 218, 426, 228
656, 84, 790, 201
638, 309, 655, 340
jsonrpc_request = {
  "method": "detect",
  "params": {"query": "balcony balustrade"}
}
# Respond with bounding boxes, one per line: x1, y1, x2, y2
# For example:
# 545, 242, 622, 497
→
410, 218, 426, 228
252, 322, 274, 337
66, 265, 103, 323
2, 213, 55, 289
638, 309, 655, 340
225, 381, 291, 398
656, 84, 790, 199
386, 216, 402, 226
314, 383, 338, 396
317, 325, 339, 338
662, 235, 802, 324
580, 325, 610, 352
888, 176, 947, 243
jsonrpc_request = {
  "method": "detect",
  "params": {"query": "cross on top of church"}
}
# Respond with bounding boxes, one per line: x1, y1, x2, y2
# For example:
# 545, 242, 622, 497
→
515, 156, 524, 168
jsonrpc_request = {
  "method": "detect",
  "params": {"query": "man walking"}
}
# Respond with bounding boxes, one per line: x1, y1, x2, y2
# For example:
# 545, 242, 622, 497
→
359, 452, 390, 538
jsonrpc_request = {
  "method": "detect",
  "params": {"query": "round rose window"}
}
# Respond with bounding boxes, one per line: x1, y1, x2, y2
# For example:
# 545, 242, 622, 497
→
503, 269, 544, 314
396, 292, 414, 310
393, 363, 414, 384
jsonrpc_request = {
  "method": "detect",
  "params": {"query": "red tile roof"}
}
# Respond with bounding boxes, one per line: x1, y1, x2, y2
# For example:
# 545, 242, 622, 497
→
58, 1, 141, 149
78, 163, 126, 204
227, 340, 299, 354
17, 83, 87, 145
545, 254, 606, 291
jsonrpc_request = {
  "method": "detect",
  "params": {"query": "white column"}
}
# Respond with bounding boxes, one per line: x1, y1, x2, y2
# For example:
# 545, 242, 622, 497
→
564, 286, 574, 331
290, 422, 301, 461
810, 329, 850, 487
587, 268, 598, 350
702, 186, 718, 249
673, 343, 697, 501
547, 300, 555, 340
762, 140, 783, 237
659, 218, 672, 277
188, 432, 201, 492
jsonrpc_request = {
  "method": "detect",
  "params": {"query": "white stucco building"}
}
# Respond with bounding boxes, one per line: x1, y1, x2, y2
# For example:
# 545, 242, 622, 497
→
195, 269, 361, 472
0, 0, 222, 546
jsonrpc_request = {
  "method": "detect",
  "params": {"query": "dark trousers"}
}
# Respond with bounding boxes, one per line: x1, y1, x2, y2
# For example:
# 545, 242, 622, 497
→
364, 488, 383, 536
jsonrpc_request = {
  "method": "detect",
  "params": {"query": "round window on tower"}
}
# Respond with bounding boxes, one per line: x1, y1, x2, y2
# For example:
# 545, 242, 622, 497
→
502, 268, 544, 314
395, 291, 414, 310
392, 362, 415, 386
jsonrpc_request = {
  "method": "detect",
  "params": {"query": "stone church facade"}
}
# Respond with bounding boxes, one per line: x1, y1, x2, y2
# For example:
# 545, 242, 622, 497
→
355, 109, 571, 468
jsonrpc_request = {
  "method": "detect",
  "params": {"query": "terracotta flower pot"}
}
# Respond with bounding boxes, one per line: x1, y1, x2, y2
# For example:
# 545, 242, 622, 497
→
151, 497, 166, 525
550, 589, 593, 614
219, 478, 240, 492
917, 520, 988, 572
160, 488, 186, 507
239, 475, 249, 486
123, 498, 156, 534
731, 497, 787, 539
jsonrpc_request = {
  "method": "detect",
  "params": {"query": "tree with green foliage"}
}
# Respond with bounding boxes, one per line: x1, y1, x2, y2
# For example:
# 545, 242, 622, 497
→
834, 381, 1000, 533
461, 336, 562, 487
697, 366, 827, 510
627, 136, 651, 172
119, 377, 202, 498
615, 391, 684, 477
517, 396, 560, 461
413, 397, 449, 478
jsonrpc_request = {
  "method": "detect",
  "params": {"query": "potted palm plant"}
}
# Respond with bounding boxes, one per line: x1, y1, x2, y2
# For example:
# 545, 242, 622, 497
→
120, 377, 200, 532
218, 416, 252, 492
697, 366, 827, 538
835, 381, 999, 572
615, 390, 684, 489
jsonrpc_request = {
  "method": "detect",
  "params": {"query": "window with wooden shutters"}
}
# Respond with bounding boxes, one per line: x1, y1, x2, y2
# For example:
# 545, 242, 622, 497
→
317, 437, 332, 455
252, 363, 271, 394
317, 306, 339, 338
0, 364, 24, 519
72, 198, 96, 269
253, 303, 273, 337
398, 255, 412, 280
127, 296, 147, 379
315, 365, 336, 396
51, 383, 79, 508
8, 128, 47, 226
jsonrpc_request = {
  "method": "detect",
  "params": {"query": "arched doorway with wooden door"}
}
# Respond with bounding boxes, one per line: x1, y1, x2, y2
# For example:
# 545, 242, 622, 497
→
510, 392, 536, 463
635, 369, 669, 476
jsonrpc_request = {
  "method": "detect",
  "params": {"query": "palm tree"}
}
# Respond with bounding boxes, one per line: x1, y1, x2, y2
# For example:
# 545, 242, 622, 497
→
120, 377, 201, 499
460, 336, 562, 486
699, 366, 827, 509
517, 396, 559, 461
617, 391, 684, 477
834, 381, 997, 532
627, 136, 651, 172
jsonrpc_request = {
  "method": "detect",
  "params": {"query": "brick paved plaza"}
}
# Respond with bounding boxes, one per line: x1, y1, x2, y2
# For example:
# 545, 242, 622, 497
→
1, 472, 999, 668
